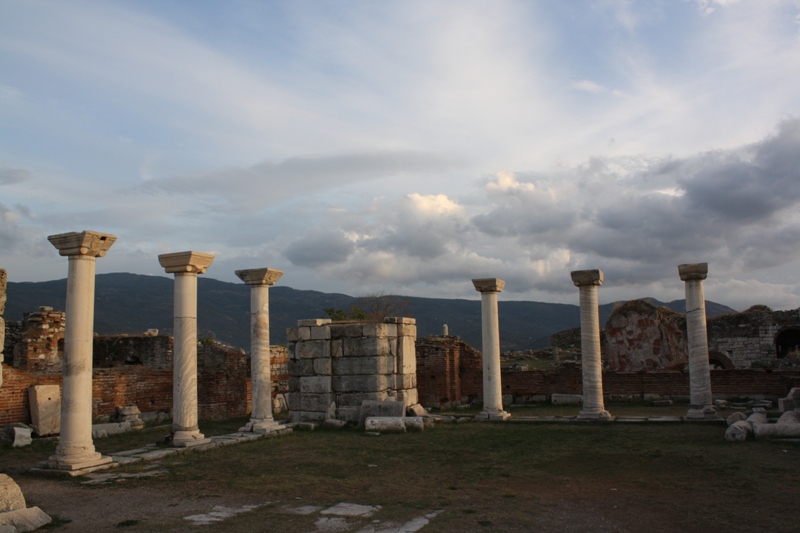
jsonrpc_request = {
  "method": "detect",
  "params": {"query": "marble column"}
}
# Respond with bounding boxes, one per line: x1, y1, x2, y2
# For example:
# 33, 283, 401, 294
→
235, 267, 284, 434
472, 278, 510, 421
46, 231, 117, 474
571, 269, 612, 420
159, 251, 214, 447
679, 263, 717, 420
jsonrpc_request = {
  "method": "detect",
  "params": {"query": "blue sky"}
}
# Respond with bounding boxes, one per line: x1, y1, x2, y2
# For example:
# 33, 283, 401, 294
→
2, 0, 800, 310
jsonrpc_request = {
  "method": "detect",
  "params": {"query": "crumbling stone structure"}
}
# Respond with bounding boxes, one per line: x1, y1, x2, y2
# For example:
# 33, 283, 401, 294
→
6, 307, 65, 375
287, 317, 419, 423
605, 300, 688, 371
707, 306, 800, 368
416, 335, 482, 409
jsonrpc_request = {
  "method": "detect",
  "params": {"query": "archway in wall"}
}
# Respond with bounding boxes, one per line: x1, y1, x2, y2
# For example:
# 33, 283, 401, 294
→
708, 351, 735, 370
775, 328, 800, 359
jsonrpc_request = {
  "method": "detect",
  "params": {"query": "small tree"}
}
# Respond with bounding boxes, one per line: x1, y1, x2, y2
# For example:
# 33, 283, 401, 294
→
355, 291, 411, 322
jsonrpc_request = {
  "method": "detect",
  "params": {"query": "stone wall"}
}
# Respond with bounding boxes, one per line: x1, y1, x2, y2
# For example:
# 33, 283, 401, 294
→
287, 317, 419, 423
10, 307, 65, 375
93, 335, 173, 369
706, 306, 800, 368
604, 300, 688, 371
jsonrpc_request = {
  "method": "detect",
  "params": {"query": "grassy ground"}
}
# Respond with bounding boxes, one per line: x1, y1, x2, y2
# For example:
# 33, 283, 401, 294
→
2, 407, 798, 532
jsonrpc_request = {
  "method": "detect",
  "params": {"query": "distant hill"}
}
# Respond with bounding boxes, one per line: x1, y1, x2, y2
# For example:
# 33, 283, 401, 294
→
4, 273, 737, 352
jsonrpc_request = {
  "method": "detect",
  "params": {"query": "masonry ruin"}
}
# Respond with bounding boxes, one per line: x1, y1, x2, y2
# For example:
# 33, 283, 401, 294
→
286, 317, 420, 424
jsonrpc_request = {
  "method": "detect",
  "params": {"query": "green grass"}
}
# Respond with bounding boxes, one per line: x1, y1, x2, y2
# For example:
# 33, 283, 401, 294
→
4, 409, 799, 532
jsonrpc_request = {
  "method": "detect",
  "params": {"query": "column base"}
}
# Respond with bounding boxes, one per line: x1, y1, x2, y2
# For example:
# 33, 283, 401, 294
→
172, 430, 211, 448
577, 409, 613, 421
239, 418, 282, 434
686, 406, 719, 420
474, 410, 510, 422
35, 453, 116, 477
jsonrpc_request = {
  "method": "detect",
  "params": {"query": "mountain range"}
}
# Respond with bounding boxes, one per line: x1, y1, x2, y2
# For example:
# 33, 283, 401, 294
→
3, 273, 737, 351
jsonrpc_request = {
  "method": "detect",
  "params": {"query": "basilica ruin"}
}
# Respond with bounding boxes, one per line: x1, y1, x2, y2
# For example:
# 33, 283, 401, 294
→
0, 229, 798, 476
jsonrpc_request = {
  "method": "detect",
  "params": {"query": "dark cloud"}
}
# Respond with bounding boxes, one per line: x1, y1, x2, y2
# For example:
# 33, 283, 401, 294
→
284, 230, 355, 267
134, 151, 461, 211
0, 167, 34, 186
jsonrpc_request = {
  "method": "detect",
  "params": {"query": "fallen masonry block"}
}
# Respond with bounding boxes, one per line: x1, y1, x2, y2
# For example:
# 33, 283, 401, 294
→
358, 400, 405, 429
12, 428, 32, 448
0, 506, 52, 532
92, 422, 132, 439
364, 417, 406, 433
725, 411, 768, 442
753, 410, 800, 440
0, 475, 26, 513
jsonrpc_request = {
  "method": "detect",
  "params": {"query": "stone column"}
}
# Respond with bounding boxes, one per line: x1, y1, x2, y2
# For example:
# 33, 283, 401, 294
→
235, 267, 284, 434
472, 278, 510, 421
159, 251, 214, 447
571, 269, 611, 420
679, 263, 717, 420
46, 231, 116, 474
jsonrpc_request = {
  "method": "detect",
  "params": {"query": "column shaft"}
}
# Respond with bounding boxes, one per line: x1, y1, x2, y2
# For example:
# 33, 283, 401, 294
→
481, 291, 503, 413
685, 279, 712, 408
173, 272, 199, 433
578, 284, 606, 416
56, 255, 102, 465
250, 284, 273, 422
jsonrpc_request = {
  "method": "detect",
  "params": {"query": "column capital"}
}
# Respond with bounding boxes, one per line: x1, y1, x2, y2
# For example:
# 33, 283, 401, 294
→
235, 268, 284, 286
472, 278, 505, 293
571, 269, 603, 287
158, 251, 214, 274
48, 231, 116, 258
679, 263, 708, 281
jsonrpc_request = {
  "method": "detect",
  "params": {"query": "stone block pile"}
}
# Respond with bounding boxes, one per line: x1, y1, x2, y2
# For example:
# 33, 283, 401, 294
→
0, 474, 51, 531
287, 317, 420, 424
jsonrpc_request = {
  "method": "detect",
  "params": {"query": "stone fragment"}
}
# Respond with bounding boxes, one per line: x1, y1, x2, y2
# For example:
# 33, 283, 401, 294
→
11, 428, 32, 448
778, 388, 799, 412
405, 417, 425, 432
724, 412, 767, 442
298, 319, 332, 327
92, 422, 132, 439
406, 404, 428, 417
320, 503, 378, 517
365, 417, 406, 433
753, 410, 800, 440
359, 400, 405, 428
321, 419, 347, 429
0, 475, 25, 513
726, 412, 747, 426
27, 385, 61, 436
0, 506, 52, 532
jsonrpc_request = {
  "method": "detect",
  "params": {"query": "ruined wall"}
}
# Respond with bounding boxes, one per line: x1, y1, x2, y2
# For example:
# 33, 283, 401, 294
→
416, 336, 481, 408
287, 317, 419, 423
706, 306, 800, 368
93, 335, 173, 369
604, 301, 688, 371
10, 307, 65, 374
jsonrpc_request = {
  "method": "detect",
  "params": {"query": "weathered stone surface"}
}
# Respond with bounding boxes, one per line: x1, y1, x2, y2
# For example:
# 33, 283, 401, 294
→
405, 417, 424, 432
313, 358, 332, 375
296, 341, 330, 359
605, 301, 688, 371
0, 506, 52, 532
300, 393, 334, 412
11, 428, 31, 448
397, 336, 416, 374
300, 376, 332, 394
310, 326, 331, 340
27, 385, 61, 436
289, 359, 314, 376
0, 269, 6, 315
335, 406, 360, 423
753, 410, 800, 439
406, 404, 428, 417
725, 412, 767, 442
343, 337, 390, 357
321, 419, 347, 429
332, 357, 390, 376
336, 392, 388, 408
778, 387, 799, 412
333, 375, 389, 393
0, 475, 25, 512
394, 389, 418, 407
330, 324, 363, 339
395, 373, 417, 390
359, 400, 405, 428
551, 393, 582, 405
365, 417, 406, 433
362, 323, 388, 338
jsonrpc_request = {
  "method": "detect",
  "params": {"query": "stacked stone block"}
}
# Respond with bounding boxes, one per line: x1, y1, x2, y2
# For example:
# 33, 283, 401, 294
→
11, 307, 65, 374
287, 317, 419, 423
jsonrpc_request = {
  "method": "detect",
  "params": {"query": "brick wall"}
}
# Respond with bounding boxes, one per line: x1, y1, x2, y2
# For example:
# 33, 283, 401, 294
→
415, 337, 800, 406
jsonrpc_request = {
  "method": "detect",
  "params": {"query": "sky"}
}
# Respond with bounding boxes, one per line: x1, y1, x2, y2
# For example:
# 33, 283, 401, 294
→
2, 0, 800, 311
